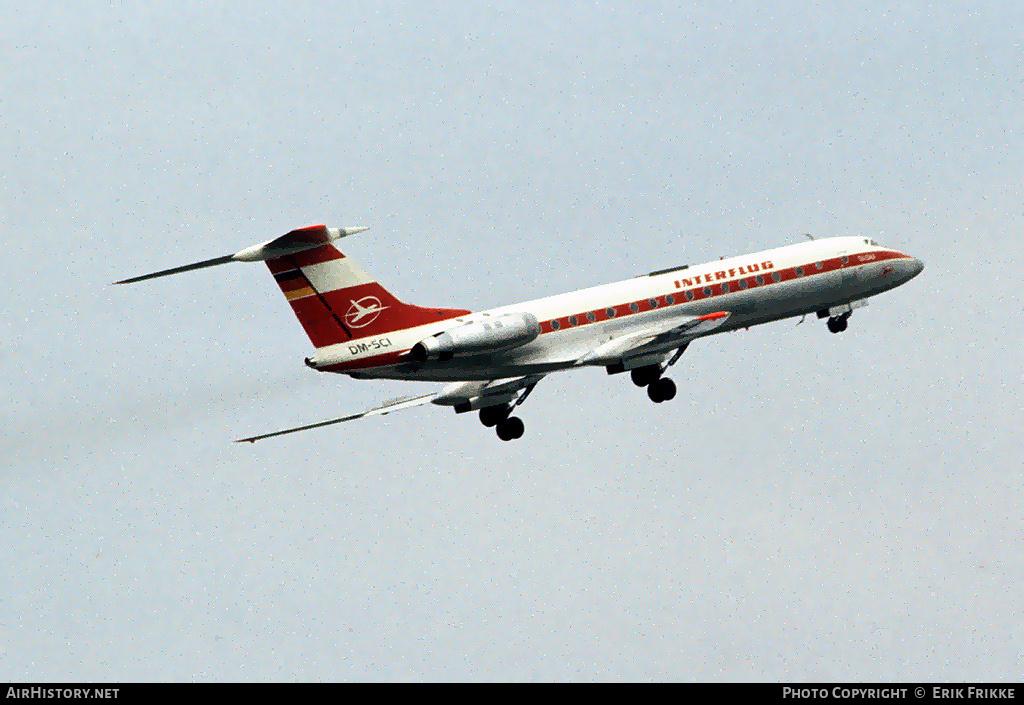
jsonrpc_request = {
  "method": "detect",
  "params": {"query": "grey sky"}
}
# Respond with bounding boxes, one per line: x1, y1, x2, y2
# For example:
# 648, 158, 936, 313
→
2, 1, 1022, 681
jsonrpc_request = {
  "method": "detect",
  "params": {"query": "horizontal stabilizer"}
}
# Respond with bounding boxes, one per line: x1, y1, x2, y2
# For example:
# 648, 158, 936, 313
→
232, 225, 369, 262
113, 255, 236, 285
113, 224, 369, 285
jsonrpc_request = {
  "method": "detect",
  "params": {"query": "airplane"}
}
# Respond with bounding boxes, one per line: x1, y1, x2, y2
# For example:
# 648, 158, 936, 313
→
115, 225, 924, 442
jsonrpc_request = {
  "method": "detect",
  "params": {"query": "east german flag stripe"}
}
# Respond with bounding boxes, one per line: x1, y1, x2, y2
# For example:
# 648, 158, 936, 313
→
274, 268, 317, 301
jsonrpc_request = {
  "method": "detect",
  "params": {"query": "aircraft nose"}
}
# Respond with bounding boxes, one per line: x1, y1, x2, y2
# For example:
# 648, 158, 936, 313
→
910, 257, 924, 278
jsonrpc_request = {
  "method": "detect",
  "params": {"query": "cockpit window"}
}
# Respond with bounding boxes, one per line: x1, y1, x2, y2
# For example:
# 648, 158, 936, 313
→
864, 238, 880, 246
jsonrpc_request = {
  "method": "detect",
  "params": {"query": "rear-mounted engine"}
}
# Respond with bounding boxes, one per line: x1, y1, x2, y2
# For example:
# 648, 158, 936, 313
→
412, 313, 540, 362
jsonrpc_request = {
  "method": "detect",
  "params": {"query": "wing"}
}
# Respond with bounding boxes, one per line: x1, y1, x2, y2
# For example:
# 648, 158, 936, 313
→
235, 392, 439, 443
235, 375, 545, 443
575, 311, 731, 365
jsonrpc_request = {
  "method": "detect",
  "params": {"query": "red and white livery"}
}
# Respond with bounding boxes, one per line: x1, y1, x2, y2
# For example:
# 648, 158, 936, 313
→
116, 225, 924, 442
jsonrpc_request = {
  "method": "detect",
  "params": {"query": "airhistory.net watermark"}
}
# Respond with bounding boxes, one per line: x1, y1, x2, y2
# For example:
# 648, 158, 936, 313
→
6, 689, 118, 700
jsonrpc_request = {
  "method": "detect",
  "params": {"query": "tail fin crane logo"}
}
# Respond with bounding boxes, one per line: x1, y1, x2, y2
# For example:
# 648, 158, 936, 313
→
345, 296, 389, 328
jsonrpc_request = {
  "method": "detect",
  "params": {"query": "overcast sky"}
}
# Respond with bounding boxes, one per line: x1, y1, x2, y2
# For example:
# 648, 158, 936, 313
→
2, 1, 1022, 681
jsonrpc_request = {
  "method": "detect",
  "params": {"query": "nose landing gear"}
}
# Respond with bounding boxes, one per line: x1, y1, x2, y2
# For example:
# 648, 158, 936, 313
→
827, 313, 849, 333
819, 301, 866, 333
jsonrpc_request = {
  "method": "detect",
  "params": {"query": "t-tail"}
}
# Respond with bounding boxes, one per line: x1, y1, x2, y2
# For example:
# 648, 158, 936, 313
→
114, 224, 471, 347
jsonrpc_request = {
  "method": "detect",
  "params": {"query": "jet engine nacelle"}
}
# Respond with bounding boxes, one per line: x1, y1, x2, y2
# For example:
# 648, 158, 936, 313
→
411, 313, 540, 362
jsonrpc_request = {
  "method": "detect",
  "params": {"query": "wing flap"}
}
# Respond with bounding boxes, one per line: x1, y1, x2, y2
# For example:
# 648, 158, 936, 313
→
576, 311, 731, 365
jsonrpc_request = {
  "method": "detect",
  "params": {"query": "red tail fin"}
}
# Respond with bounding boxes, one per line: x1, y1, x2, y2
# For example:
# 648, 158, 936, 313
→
265, 230, 469, 348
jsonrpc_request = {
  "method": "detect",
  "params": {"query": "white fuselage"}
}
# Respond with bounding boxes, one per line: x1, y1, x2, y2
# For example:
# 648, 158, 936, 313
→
313, 236, 923, 381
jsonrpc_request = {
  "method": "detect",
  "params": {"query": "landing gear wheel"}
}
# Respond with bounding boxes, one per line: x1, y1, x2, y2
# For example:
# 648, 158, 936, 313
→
631, 365, 662, 387
648, 377, 676, 403
479, 406, 509, 427
656, 377, 676, 401
827, 315, 849, 333
496, 416, 525, 441
648, 384, 661, 403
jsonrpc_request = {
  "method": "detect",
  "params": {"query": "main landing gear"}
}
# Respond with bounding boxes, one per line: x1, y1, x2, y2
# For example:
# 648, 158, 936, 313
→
630, 364, 677, 404
479, 406, 526, 441
495, 416, 525, 441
